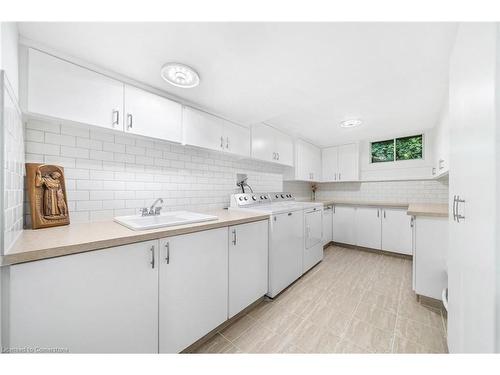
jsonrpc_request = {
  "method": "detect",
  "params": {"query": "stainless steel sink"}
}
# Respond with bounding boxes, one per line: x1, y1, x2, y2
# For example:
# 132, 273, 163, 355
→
114, 211, 218, 230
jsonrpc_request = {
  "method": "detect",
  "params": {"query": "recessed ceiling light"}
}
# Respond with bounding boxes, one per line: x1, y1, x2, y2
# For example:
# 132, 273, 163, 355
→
160, 62, 200, 88
340, 119, 362, 128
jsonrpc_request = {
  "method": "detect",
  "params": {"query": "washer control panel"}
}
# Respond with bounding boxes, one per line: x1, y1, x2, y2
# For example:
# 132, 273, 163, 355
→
230, 192, 295, 207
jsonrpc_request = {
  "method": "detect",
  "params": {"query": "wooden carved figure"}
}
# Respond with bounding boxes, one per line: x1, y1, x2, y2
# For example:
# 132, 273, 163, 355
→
26, 163, 70, 229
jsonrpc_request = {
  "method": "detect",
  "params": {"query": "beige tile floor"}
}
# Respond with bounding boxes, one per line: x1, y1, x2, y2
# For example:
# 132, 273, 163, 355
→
193, 245, 448, 354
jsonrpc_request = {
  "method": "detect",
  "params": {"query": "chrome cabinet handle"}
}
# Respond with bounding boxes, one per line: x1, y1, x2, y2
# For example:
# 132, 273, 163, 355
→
410, 216, 414, 228
112, 110, 120, 127
334, 172, 337, 181
220, 136, 224, 148
165, 242, 170, 264
226, 137, 229, 149
277, 152, 280, 160
127, 113, 133, 129
452, 195, 457, 221
439, 159, 445, 170
456, 195, 466, 223
272, 152, 276, 160
383, 210, 386, 219
150, 245, 155, 269
377, 209, 379, 218
232, 229, 237, 245
333, 205, 335, 214
432, 167, 436, 175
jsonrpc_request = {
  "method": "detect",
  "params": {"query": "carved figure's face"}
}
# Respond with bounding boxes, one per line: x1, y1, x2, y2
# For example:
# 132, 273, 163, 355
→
51, 172, 61, 179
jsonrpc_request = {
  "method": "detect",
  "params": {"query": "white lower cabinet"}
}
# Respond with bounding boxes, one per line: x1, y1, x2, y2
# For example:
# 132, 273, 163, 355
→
159, 228, 228, 353
355, 207, 382, 249
8, 241, 160, 353
332, 205, 413, 255
413, 216, 448, 300
381, 208, 413, 255
228, 221, 269, 318
322, 205, 333, 245
332, 205, 356, 245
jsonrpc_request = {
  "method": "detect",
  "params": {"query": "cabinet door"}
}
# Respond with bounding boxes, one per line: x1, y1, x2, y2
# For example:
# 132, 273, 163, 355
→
124, 85, 182, 143
322, 207, 333, 245
159, 228, 228, 353
296, 139, 321, 181
381, 208, 413, 255
223, 120, 251, 157
27, 48, 124, 130
182, 106, 224, 152
338, 143, 359, 181
332, 205, 356, 245
251, 123, 275, 163
414, 217, 448, 300
355, 207, 382, 249
228, 221, 268, 318
273, 127, 294, 166
322, 146, 339, 182
8, 241, 159, 353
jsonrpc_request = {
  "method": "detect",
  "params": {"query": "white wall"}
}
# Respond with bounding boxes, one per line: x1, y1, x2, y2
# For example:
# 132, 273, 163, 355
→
1, 22, 19, 99
24, 118, 285, 226
358, 129, 435, 181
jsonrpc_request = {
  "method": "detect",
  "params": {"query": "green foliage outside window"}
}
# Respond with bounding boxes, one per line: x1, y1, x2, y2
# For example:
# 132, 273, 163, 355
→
395, 135, 423, 161
371, 139, 394, 163
371, 134, 423, 163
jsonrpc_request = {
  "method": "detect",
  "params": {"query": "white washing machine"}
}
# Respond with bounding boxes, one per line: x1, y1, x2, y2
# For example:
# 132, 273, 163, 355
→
229, 192, 308, 298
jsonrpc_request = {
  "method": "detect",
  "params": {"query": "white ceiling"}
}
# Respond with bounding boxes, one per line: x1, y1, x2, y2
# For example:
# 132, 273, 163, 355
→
18, 22, 458, 146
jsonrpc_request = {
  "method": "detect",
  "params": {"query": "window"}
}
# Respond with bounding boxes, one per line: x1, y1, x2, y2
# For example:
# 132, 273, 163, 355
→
371, 134, 423, 163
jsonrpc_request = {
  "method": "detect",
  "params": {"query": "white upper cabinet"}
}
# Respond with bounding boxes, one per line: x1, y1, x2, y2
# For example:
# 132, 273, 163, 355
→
251, 123, 294, 166
338, 143, 359, 181
124, 85, 182, 143
321, 143, 359, 182
182, 106, 250, 157
223, 118, 251, 157
322, 147, 339, 181
291, 138, 322, 181
26, 48, 124, 130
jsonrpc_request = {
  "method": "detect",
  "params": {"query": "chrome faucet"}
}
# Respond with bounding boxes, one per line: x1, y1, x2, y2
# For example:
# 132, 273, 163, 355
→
141, 198, 164, 216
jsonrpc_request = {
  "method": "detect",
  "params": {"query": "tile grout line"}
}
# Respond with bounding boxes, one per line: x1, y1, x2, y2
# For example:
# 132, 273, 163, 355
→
335, 252, 384, 351
389, 261, 405, 353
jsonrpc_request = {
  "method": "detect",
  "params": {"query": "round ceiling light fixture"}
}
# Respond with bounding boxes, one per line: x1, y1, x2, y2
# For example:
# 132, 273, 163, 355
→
160, 62, 200, 88
340, 119, 362, 128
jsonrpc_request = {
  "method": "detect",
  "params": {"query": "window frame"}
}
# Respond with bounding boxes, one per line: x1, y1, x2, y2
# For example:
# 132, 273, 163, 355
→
369, 134, 425, 164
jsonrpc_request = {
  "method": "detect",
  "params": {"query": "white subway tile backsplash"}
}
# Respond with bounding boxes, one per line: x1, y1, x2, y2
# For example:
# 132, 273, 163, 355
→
25, 129, 44, 142
126, 145, 146, 156
23, 119, 284, 225
26, 141, 60, 156
61, 145, 89, 159
45, 133, 76, 146
89, 150, 113, 161
26, 119, 60, 133
76, 137, 103, 150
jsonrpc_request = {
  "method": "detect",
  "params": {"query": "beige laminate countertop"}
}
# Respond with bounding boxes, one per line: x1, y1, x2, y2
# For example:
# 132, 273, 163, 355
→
1, 210, 269, 266
305, 199, 448, 218
406, 204, 448, 218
